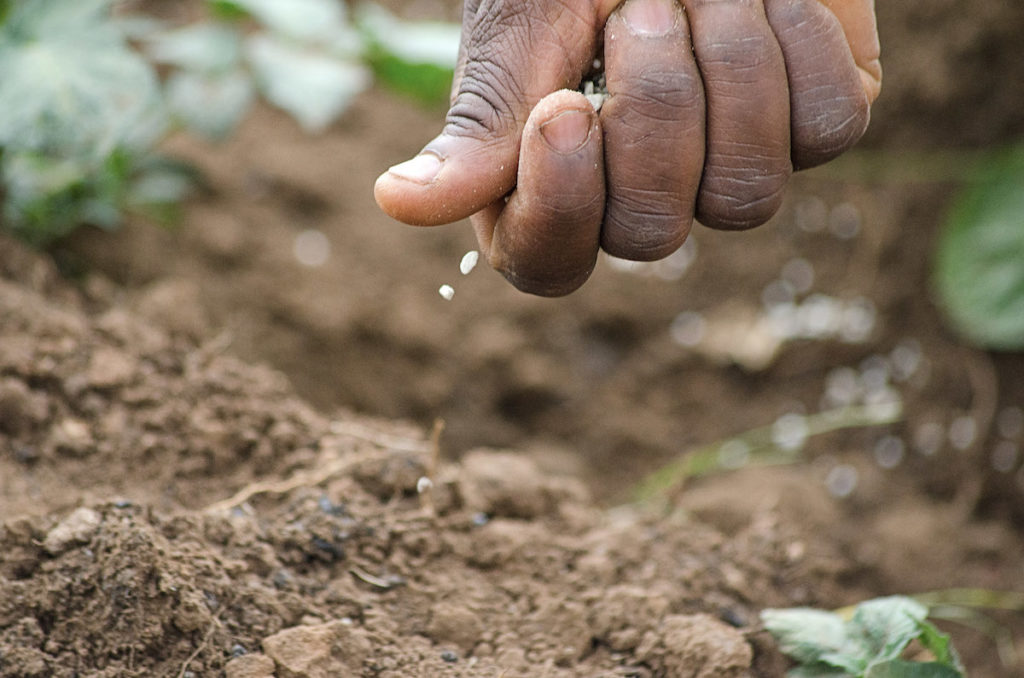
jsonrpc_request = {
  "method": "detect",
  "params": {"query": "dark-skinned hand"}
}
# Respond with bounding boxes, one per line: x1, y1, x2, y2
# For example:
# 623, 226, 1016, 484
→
375, 0, 882, 296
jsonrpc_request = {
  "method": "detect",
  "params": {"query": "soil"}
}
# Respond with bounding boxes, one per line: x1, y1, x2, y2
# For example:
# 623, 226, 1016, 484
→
3, 1, 1024, 676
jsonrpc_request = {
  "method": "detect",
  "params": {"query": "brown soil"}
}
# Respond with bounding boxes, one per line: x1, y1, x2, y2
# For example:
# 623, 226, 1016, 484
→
3, 1, 1024, 676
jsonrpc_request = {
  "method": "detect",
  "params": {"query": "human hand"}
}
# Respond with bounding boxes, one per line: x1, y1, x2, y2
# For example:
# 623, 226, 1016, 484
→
374, 0, 881, 296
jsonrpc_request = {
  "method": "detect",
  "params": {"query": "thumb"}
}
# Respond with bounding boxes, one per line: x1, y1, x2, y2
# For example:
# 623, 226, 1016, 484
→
374, 0, 601, 226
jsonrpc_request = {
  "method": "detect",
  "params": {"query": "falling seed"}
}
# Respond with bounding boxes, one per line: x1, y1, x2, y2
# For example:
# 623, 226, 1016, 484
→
825, 464, 858, 498
991, 441, 1019, 473
438, 284, 455, 300
873, 436, 905, 469
997, 406, 1024, 439
460, 250, 479, 275
914, 421, 944, 456
669, 311, 706, 347
949, 415, 977, 451
293, 229, 331, 268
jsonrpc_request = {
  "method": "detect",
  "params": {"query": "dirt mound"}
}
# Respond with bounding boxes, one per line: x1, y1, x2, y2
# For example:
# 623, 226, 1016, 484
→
2, 234, 829, 676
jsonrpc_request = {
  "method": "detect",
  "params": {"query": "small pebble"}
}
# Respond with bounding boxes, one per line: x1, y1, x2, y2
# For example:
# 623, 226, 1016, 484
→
438, 284, 455, 301
441, 650, 459, 663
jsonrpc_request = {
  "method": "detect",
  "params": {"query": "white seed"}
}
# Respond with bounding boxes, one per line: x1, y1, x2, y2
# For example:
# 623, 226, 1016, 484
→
825, 464, 858, 498
293, 229, 330, 268
416, 476, 433, 493
873, 435, 905, 469
991, 441, 1019, 473
669, 311, 706, 347
460, 250, 479, 275
438, 284, 455, 300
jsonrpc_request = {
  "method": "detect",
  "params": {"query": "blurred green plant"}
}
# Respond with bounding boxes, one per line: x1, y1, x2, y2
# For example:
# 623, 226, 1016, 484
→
762, 596, 966, 678
0, 0, 182, 244
632, 401, 902, 503
0, 0, 459, 245
933, 146, 1024, 350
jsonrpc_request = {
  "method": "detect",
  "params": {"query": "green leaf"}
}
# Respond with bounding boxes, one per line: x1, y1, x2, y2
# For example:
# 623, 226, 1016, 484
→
788, 665, 853, 678
230, 0, 346, 42
761, 608, 859, 665
245, 33, 369, 132
208, 0, 249, 21
357, 6, 459, 105
357, 5, 460, 68
865, 660, 963, 678
0, 0, 165, 158
165, 70, 254, 139
849, 597, 929, 662
916, 621, 964, 672
934, 146, 1024, 349
145, 23, 242, 74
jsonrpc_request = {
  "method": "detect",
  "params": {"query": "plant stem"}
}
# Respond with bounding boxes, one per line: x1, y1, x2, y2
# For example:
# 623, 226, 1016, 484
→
632, 401, 902, 503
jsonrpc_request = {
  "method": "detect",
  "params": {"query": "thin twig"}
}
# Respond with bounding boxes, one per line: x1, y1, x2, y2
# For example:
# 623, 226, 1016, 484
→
328, 420, 433, 454
177, 613, 221, 678
204, 451, 382, 514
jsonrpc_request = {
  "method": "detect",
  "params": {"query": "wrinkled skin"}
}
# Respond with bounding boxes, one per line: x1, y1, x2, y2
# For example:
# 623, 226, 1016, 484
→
375, 0, 881, 296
